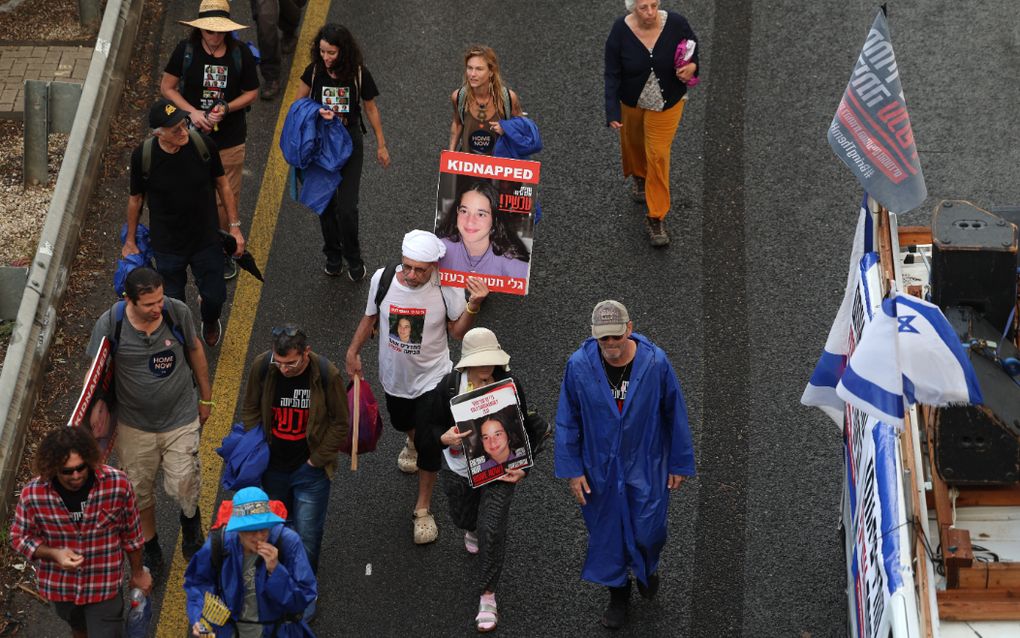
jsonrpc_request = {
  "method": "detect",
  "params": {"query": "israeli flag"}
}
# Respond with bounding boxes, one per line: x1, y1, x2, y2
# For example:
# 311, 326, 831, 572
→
801, 196, 874, 425
836, 293, 984, 426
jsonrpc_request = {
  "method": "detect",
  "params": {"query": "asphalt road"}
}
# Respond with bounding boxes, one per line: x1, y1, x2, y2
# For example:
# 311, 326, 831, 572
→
19, 1, 1020, 637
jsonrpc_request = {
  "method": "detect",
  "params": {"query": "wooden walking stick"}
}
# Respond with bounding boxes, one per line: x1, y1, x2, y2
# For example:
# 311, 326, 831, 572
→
351, 373, 361, 471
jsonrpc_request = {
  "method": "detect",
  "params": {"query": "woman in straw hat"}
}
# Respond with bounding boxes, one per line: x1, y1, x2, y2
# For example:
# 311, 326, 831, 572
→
294, 22, 390, 282
429, 328, 548, 632
161, 0, 259, 281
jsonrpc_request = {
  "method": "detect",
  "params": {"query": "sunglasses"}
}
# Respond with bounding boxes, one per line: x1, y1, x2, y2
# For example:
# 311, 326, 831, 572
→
59, 462, 88, 476
598, 334, 627, 342
271, 326, 304, 338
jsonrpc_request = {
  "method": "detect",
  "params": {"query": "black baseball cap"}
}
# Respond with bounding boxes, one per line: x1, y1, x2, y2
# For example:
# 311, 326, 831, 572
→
149, 99, 188, 129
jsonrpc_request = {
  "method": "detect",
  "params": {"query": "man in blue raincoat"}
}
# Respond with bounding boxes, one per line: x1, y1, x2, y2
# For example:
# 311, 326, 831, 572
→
555, 300, 695, 630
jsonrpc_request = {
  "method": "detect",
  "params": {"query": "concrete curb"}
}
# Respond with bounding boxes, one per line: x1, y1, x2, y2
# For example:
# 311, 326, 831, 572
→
0, 0, 145, 520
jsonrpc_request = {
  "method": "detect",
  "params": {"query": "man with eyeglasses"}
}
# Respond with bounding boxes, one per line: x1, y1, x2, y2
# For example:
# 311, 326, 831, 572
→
240, 324, 348, 573
11, 426, 151, 637
346, 229, 488, 544
554, 300, 695, 630
122, 98, 247, 348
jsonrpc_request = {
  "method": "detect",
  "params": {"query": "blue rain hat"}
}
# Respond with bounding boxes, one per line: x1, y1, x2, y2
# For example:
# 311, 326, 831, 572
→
225, 487, 285, 532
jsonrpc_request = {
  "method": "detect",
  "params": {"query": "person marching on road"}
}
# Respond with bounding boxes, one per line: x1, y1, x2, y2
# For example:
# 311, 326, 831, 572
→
85, 267, 213, 580
295, 23, 390, 281
160, 0, 260, 281
346, 230, 488, 544
250, 0, 309, 100
184, 487, 317, 637
604, 0, 699, 247
555, 300, 695, 630
432, 328, 532, 632
240, 324, 348, 574
448, 44, 524, 155
11, 427, 152, 638
123, 98, 247, 347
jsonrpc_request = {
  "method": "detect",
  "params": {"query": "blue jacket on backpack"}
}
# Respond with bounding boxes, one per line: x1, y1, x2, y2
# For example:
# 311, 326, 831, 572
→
493, 116, 542, 159
184, 524, 317, 637
280, 97, 352, 215
494, 117, 544, 222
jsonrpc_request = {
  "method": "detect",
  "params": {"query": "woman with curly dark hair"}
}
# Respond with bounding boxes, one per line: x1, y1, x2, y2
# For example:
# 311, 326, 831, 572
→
294, 22, 390, 281
436, 181, 530, 280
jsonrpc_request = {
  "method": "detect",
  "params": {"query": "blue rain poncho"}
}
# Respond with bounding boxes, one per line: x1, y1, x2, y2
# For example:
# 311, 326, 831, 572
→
554, 333, 695, 587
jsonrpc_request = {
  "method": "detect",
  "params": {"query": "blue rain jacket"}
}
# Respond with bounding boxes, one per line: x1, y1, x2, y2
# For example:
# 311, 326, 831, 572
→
184, 524, 317, 637
554, 333, 695, 587
216, 421, 269, 492
494, 117, 544, 222
493, 116, 542, 158
280, 97, 352, 215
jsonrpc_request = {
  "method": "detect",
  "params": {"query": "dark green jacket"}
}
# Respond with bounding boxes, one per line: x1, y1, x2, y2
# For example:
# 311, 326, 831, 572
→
241, 350, 349, 478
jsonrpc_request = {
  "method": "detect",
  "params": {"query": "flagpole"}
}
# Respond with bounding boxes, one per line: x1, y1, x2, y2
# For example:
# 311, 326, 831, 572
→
872, 192, 936, 637
872, 198, 897, 297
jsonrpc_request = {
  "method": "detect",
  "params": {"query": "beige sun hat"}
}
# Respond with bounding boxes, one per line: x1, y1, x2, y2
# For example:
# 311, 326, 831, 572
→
455, 328, 511, 370
179, 0, 248, 32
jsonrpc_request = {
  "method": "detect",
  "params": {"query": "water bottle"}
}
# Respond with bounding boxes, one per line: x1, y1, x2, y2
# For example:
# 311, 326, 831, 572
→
125, 567, 151, 638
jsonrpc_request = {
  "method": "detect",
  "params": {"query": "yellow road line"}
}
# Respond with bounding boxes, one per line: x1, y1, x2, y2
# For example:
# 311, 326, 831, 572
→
156, 0, 331, 633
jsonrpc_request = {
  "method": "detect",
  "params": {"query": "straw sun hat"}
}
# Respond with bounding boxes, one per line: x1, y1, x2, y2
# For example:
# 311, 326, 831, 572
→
179, 0, 248, 33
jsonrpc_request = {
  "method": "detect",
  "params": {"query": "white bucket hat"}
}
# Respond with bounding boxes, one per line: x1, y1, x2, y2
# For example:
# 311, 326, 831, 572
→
455, 328, 511, 370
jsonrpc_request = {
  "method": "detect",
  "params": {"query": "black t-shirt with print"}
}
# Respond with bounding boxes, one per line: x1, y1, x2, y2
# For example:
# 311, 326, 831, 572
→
268, 368, 311, 472
164, 39, 260, 149
53, 472, 95, 524
300, 63, 380, 129
603, 359, 632, 413
129, 133, 224, 255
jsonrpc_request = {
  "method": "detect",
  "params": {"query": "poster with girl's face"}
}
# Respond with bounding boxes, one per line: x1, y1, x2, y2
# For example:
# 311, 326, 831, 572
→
434, 151, 539, 296
449, 380, 532, 487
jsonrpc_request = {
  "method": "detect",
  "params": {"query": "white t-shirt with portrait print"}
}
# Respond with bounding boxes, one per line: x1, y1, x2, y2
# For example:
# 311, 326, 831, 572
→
365, 266, 466, 399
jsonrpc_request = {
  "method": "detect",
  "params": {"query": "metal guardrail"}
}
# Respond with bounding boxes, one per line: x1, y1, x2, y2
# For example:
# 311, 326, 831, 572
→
23, 80, 83, 186
0, 0, 145, 521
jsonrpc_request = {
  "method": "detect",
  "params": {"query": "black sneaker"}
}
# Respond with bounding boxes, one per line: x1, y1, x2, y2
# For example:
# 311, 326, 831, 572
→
203, 320, 222, 347
601, 580, 631, 630
645, 216, 670, 247
281, 32, 298, 55
223, 255, 238, 280
180, 509, 205, 560
637, 572, 660, 600
143, 539, 165, 582
323, 262, 344, 277
630, 176, 646, 203
347, 263, 367, 282
261, 79, 281, 101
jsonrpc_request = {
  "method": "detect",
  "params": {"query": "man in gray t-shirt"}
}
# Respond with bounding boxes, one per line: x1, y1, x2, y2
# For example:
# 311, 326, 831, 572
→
85, 268, 212, 579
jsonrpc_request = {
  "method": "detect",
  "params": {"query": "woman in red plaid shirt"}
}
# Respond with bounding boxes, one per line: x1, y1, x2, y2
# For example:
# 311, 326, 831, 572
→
10, 427, 151, 638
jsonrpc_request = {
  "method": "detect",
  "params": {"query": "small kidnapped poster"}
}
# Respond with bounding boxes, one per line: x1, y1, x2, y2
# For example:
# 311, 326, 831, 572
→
68, 336, 116, 459
450, 380, 533, 487
434, 151, 540, 296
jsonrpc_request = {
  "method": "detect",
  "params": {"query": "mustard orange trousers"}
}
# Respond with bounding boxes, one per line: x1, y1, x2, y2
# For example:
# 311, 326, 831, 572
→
619, 99, 686, 219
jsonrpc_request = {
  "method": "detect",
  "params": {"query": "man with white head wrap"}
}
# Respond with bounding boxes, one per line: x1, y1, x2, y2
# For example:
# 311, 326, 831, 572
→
346, 230, 489, 543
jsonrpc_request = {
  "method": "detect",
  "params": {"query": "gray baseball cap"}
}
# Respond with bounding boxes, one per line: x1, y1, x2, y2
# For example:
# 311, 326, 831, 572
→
591, 300, 630, 338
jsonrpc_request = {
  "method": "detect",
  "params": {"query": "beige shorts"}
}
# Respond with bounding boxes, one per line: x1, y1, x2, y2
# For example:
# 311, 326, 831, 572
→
114, 418, 201, 516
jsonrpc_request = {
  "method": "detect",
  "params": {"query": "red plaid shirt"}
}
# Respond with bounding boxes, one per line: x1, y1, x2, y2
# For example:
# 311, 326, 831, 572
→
10, 465, 144, 604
